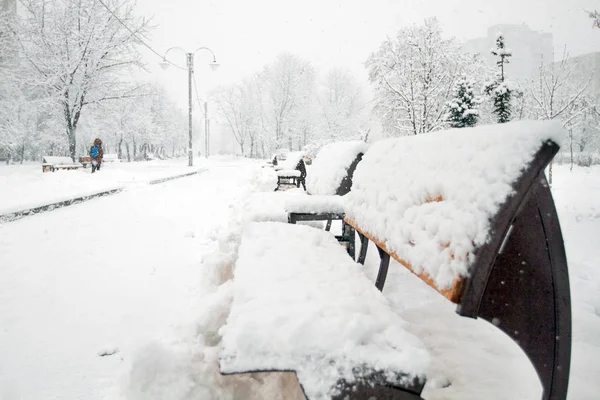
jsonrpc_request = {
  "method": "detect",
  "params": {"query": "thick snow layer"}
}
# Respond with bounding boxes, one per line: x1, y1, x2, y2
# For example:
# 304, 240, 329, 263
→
277, 151, 305, 170
219, 222, 429, 398
1, 157, 598, 400
284, 194, 345, 214
0, 159, 259, 399
306, 141, 368, 195
346, 120, 565, 289
276, 169, 301, 177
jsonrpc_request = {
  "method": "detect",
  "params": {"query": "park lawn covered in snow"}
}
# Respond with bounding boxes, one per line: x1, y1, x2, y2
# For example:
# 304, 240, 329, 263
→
0, 158, 211, 215
0, 158, 598, 400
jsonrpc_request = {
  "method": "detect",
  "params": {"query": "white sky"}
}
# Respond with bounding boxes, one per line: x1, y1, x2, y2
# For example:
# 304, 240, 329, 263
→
135, 0, 600, 109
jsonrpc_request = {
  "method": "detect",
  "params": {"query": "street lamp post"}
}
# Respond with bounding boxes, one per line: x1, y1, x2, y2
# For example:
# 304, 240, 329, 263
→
161, 47, 219, 167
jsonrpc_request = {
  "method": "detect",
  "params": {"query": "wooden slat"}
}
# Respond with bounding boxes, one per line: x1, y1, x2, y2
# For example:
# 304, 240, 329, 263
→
344, 217, 465, 303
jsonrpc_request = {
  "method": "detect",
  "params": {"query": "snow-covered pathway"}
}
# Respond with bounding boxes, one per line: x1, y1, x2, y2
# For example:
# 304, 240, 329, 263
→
0, 161, 256, 400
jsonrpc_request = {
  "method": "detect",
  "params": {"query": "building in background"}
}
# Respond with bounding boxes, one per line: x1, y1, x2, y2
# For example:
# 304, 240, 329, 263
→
463, 24, 554, 82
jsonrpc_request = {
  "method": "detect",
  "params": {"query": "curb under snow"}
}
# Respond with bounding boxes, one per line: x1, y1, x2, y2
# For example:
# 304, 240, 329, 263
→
0, 169, 206, 224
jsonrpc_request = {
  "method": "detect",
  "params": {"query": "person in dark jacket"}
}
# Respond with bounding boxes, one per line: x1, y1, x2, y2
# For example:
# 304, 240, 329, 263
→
90, 138, 104, 173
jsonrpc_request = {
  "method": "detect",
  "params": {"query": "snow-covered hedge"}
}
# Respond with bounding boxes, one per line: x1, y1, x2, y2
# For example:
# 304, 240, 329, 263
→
346, 120, 564, 289
305, 141, 368, 195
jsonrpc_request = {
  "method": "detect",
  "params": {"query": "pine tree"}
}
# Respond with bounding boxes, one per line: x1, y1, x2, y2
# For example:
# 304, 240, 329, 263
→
445, 75, 481, 128
484, 34, 515, 123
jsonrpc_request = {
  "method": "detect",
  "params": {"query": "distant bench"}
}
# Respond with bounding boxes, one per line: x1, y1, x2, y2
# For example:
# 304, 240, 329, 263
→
274, 151, 307, 191
287, 141, 367, 257
219, 121, 572, 399
42, 156, 83, 172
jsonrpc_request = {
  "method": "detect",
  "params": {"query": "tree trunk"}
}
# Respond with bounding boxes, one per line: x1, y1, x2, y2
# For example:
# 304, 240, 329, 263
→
20, 143, 25, 164
67, 125, 77, 162
569, 129, 574, 172
117, 137, 123, 160
133, 137, 137, 160
125, 142, 131, 162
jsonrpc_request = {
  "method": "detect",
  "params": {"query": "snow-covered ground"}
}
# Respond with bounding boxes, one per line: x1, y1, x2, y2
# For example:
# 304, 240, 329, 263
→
0, 161, 598, 400
0, 158, 260, 399
0, 158, 210, 215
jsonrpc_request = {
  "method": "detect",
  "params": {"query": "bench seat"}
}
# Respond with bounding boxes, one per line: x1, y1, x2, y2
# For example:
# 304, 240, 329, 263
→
220, 222, 429, 399
277, 169, 302, 178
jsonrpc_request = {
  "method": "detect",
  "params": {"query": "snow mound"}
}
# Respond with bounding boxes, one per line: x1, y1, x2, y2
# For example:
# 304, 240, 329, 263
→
284, 194, 345, 214
219, 222, 429, 399
306, 141, 368, 195
346, 120, 564, 289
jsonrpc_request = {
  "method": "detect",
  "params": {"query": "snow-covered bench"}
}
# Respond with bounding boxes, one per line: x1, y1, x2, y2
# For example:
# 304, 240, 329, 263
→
274, 151, 307, 191
286, 141, 367, 257
221, 121, 572, 399
42, 156, 83, 172
220, 222, 429, 399
343, 120, 571, 400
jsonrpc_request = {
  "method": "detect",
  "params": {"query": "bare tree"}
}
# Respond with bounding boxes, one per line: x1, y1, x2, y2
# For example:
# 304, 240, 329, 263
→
12, 0, 149, 160
525, 48, 593, 182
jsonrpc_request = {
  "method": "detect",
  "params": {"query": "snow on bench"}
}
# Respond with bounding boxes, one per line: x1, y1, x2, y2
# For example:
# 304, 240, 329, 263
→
42, 156, 83, 172
275, 152, 307, 191
346, 120, 563, 293
344, 120, 571, 400
220, 222, 429, 399
276, 169, 301, 177
306, 140, 367, 196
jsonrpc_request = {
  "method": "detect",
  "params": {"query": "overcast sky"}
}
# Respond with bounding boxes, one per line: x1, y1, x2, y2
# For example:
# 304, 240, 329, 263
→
135, 0, 600, 108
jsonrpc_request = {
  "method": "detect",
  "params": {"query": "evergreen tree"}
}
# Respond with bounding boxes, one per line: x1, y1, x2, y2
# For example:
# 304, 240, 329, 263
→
445, 75, 481, 128
484, 34, 516, 123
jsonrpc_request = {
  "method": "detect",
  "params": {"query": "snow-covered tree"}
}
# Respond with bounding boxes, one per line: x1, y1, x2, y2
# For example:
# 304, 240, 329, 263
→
255, 53, 316, 152
484, 34, 517, 123
445, 75, 481, 128
316, 67, 368, 141
11, 0, 149, 160
213, 79, 258, 156
367, 18, 476, 135
484, 34, 513, 123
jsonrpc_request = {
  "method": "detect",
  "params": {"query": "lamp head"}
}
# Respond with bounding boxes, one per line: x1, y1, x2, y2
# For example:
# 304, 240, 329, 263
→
209, 60, 220, 72
159, 59, 170, 71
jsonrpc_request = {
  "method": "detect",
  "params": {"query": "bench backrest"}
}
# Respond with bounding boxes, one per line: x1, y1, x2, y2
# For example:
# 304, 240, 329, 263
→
344, 120, 571, 400
306, 141, 367, 196
42, 156, 76, 165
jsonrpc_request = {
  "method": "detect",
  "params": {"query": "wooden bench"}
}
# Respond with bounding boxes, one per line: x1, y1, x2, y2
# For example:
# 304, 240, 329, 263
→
42, 156, 83, 172
342, 121, 571, 400
287, 141, 367, 257
221, 121, 571, 399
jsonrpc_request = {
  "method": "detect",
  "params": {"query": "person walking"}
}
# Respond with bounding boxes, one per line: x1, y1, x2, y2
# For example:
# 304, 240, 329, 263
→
90, 138, 104, 173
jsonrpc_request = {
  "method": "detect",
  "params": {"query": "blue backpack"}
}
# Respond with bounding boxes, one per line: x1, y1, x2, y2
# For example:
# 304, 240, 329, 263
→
91, 146, 99, 158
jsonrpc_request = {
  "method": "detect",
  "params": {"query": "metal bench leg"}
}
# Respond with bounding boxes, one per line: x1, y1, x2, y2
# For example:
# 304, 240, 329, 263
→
342, 221, 355, 260
375, 245, 390, 291
357, 232, 369, 265
325, 219, 332, 231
